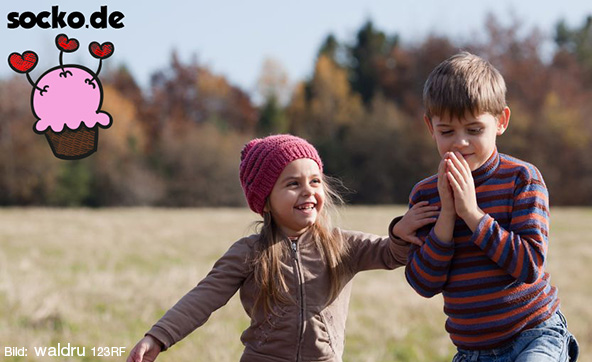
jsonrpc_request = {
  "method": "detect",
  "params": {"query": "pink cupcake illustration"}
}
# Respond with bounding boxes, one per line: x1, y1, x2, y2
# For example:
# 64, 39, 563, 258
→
8, 34, 114, 160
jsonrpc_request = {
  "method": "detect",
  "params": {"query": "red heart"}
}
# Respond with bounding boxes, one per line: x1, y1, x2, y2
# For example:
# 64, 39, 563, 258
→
8, 51, 38, 73
55, 34, 79, 52
89, 41, 114, 59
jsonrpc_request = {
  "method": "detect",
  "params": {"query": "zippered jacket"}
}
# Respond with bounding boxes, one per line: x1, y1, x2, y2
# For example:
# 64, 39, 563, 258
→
146, 227, 409, 362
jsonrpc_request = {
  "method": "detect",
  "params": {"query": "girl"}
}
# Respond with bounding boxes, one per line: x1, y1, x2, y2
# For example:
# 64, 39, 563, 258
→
127, 134, 437, 362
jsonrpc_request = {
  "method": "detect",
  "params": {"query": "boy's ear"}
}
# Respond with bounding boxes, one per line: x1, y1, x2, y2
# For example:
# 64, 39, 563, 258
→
496, 107, 511, 135
424, 115, 435, 138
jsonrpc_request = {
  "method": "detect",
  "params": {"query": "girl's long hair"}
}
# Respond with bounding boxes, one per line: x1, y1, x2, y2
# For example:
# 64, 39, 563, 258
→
251, 174, 349, 314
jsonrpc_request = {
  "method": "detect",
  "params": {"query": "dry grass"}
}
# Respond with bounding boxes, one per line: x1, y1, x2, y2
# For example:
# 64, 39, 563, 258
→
0, 206, 589, 361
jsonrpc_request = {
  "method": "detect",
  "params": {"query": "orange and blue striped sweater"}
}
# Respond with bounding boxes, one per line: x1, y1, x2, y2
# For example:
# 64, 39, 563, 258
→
405, 149, 559, 350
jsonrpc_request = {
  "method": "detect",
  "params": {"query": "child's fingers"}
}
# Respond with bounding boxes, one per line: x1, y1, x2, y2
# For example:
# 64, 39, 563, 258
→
414, 205, 439, 214
126, 350, 138, 362
447, 171, 462, 194
411, 201, 430, 208
409, 206, 439, 217
454, 151, 471, 173
438, 158, 448, 177
128, 344, 146, 362
409, 201, 430, 211
449, 152, 469, 180
412, 201, 438, 209
414, 217, 437, 228
126, 348, 136, 362
440, 163, 452, 187
407, 235, 424, 246
418, 210, 439, 219
446, 160, 465, 187
410, 202, 438, 214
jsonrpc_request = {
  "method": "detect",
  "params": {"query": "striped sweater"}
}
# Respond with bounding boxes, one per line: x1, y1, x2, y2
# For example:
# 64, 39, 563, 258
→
405, 149, 559, 350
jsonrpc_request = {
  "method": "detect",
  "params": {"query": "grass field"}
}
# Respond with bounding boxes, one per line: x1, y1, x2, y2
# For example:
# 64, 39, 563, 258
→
0, 206, 589, 361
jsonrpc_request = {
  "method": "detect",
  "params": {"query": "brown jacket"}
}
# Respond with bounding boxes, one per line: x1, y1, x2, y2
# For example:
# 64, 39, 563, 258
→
147, 227, 409, 362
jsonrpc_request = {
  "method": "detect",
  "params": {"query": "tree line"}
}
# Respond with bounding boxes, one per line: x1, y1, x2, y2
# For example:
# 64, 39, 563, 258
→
1, 14, 591, 206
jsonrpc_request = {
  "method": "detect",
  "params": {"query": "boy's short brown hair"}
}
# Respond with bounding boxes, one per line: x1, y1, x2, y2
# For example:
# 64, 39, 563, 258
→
423, 51, 507, 120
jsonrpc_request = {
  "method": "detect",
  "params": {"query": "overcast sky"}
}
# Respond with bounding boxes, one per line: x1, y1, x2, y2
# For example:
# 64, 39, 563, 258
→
2, 0, 592, 97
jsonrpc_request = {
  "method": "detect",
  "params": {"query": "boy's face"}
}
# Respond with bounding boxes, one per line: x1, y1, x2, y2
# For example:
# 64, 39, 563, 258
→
425, 108, 510, 171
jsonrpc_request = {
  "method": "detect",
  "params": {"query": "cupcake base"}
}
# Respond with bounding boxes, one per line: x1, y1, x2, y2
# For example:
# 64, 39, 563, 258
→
44, 126, 98, 160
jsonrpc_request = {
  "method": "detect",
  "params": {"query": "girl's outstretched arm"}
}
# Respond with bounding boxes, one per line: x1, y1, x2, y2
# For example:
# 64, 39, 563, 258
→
141, 237, 253, 351
127, 335, 162, 362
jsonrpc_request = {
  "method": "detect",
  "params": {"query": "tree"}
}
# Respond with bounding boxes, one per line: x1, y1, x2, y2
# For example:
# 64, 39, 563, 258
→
87, 84, 164, 206
0, 77, 60, 205
257, 95, 288, 135
255, 58, 291, 135
377, 35, 455, 117
287, 55, 363, 144
555, 15, 592, 83
148, 51, 258, 133
349, 20, 397, 105
318, 34, 347, 66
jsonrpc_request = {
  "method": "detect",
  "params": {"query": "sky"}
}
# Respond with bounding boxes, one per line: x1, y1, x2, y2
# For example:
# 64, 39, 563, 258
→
2, 0, 592, 100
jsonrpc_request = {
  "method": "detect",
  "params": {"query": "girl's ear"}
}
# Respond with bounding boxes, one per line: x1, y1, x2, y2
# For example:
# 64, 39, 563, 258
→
496, 107, 510, 135
263, 199, 271, 213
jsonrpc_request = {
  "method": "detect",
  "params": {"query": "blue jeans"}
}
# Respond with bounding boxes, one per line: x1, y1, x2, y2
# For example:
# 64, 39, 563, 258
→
452, 311, 579, 362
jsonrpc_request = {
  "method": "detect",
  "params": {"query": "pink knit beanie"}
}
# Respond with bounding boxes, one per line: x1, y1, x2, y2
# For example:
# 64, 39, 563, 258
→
239, 134, 323, 214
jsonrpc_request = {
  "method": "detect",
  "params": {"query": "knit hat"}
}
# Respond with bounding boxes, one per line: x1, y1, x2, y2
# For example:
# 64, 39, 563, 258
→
239, 134, 323, 214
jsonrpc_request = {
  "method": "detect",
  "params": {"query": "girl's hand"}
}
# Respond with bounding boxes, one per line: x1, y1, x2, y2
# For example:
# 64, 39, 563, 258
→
127, 336, 162, 362
392, 201, 439, 246
445, 152, 485, 231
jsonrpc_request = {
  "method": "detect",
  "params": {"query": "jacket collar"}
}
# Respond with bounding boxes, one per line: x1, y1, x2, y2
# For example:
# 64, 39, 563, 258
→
282, 227, 314, 246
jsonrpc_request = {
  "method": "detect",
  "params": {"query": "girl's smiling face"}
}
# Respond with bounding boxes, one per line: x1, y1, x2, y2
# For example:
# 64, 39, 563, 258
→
425, 108, 510, 171
266, 158, 325, 237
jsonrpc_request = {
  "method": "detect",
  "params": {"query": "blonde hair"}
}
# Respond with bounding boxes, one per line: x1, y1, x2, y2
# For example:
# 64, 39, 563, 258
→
423, 51, 507, 120
251, 174, 348, 313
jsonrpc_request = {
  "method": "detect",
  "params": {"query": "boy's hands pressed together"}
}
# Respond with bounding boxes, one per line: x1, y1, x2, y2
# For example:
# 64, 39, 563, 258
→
437, 157, 455, 215
392, 201, 439, 245
445, 152, 485, 231
433, 157, 457, 244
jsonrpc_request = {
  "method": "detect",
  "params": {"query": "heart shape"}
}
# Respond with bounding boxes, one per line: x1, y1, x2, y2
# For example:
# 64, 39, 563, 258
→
89, 41, 114, 59
8, 51, 38, 73
55, 34, 79, 52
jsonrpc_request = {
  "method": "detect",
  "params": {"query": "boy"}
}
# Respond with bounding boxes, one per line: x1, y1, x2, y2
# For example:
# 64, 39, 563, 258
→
392, 52, 579, 361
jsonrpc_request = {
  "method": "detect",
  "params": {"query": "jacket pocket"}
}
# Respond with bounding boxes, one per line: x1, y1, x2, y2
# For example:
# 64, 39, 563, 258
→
300, 312, 334, 360
318, 311, 336, 354
252, 305, 287, 347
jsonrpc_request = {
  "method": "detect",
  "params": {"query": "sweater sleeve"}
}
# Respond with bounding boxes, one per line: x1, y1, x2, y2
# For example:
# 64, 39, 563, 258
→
470, 178, 549, 283
341, 228, 409, 274
404, 185, 454, 298
404, 229, 455, 298
146, 237, 253, 350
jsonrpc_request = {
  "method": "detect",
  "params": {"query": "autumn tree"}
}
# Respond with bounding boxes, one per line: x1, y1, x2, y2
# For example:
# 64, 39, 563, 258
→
255, 58, 290, 135
145, 52, 257, 206
0, 77, 60, 205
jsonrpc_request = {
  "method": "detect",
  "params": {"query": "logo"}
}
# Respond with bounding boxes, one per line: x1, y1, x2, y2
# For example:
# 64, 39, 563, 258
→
8, 34, 115, 160
7, 6, 124, 29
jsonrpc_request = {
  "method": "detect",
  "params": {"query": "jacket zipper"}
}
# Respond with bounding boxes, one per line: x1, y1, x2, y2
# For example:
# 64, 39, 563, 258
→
291, 240, 304, 362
